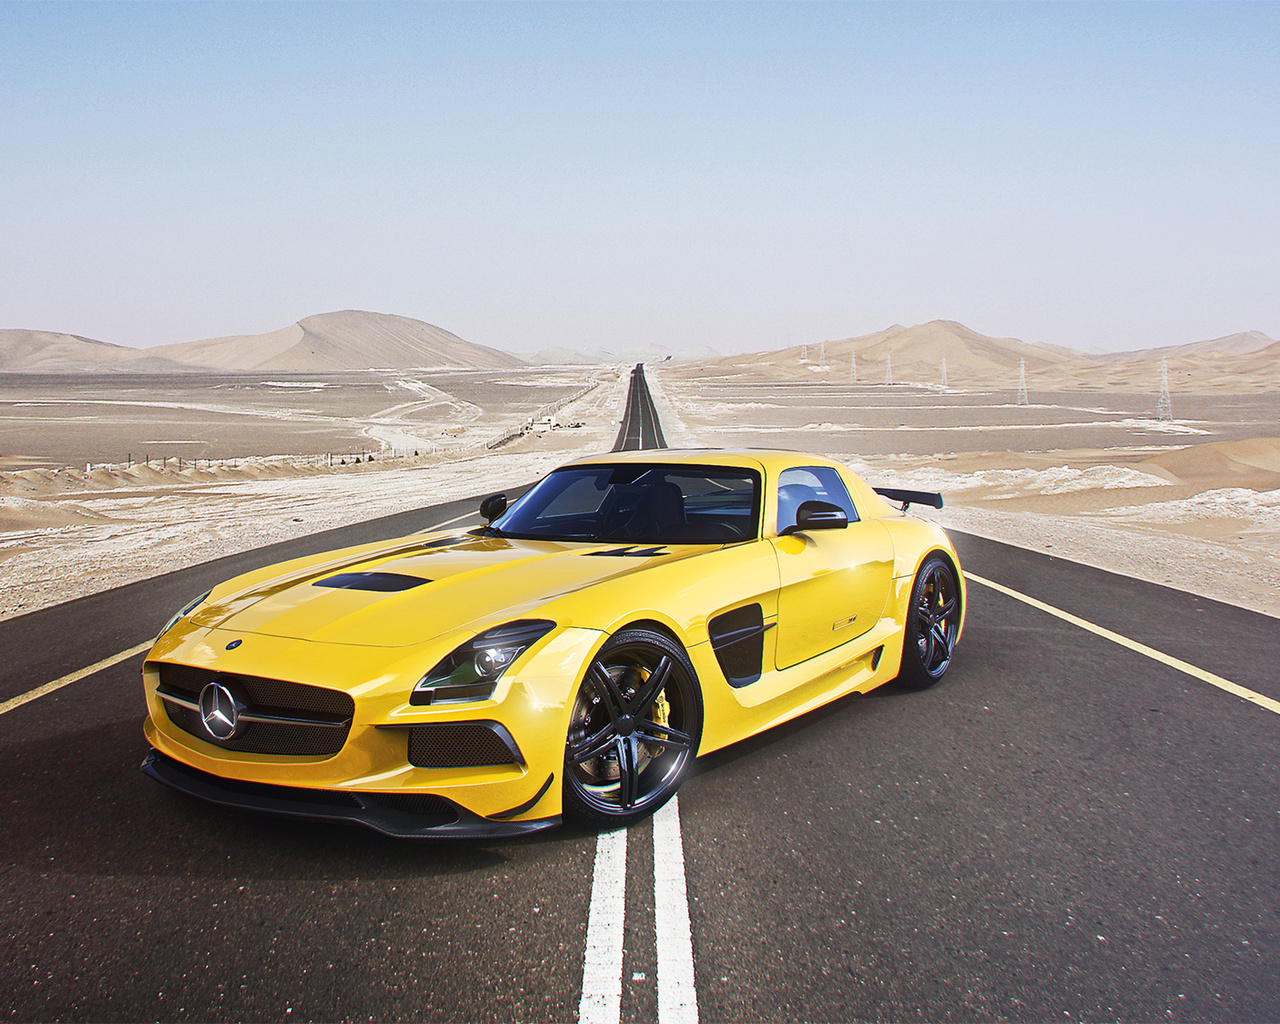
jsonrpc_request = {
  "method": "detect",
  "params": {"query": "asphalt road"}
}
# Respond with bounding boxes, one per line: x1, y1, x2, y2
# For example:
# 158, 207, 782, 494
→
2, 458, 1278, 1020
613, 365, 667, 452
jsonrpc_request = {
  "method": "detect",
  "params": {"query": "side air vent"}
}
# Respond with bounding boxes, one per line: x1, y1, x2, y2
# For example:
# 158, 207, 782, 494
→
708, 604, 771, 688
313, 572, 430, 592
406, 722, 523, 768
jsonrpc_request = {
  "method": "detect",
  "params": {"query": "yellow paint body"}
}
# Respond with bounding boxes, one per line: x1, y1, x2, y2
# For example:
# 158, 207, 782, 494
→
143, 449, 965, 826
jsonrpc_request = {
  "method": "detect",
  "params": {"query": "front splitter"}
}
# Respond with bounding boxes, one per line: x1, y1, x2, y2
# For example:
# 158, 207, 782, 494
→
141, 748, 559, 839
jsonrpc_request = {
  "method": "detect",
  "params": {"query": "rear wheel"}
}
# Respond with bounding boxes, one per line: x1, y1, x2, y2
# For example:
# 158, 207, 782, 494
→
563, 628, 702, 827
898, 555, 960, 690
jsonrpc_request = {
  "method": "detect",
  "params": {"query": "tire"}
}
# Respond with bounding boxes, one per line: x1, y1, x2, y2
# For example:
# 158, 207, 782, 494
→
563, 627, 703, 828
898, 554, 961, 690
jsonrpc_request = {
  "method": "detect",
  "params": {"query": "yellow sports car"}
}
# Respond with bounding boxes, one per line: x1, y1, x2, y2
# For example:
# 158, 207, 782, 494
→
141, 449, 964, 837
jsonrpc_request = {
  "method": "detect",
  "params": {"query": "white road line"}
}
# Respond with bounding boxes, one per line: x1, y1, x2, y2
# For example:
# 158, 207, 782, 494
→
653, 795, 699, 1024
0, 640, 154, 717
579, 826, 628, 1024
964, 571, 1280, 717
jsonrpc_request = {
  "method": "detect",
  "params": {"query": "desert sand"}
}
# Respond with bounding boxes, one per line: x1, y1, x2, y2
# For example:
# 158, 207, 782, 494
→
1, 316, 1277, 623
652, 364, 1280, 619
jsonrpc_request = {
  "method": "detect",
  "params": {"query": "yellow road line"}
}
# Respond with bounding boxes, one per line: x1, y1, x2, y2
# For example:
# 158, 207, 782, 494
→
964, 571, 1280, 717
415, 509, 483, 533
0, 640, 154, 717
0, 509, 487, 719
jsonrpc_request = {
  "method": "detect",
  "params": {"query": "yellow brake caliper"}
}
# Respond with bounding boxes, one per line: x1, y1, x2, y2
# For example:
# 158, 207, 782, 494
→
647, 671, 671, 757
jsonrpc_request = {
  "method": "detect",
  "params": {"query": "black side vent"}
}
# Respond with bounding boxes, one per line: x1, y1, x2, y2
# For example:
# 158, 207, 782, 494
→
313, 572, 430, 592
708, 604, 771, 688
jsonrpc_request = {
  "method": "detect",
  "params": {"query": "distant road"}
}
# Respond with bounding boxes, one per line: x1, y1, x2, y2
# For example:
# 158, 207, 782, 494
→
2, 386, 1279, 1022
612, 363, 667, 451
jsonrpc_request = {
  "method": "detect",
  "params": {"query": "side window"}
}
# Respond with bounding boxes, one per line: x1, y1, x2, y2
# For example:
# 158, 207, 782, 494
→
776, 466, 859, 533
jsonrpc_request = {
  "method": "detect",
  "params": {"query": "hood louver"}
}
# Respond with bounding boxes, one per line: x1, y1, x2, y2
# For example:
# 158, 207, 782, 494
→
313, 572, 431, 593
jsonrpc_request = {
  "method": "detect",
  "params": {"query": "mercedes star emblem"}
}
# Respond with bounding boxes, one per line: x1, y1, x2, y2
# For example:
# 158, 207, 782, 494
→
199, 680, 244, 741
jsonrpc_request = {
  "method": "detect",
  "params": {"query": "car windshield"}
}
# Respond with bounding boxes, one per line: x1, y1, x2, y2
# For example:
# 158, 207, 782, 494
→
493, 464, 761, 544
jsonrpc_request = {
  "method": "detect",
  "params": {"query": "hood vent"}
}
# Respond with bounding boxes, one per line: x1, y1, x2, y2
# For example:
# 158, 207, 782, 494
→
584, 545, 669, 558
313, 572, 431, 593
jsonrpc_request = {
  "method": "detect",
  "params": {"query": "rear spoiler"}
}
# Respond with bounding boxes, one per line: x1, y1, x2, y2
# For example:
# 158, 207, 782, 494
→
873, 487, 944, 511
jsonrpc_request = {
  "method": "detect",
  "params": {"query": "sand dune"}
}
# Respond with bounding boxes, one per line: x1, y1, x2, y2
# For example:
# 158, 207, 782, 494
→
0, 311, 522, 373
1097, 330, 1277, 361
0, 330, 183, 373
3, 313, 1275, 385
1139, 437, 1280, 491
703, 321, 1075, 384
152, 310, 523, 372
691, 320, 1279, 393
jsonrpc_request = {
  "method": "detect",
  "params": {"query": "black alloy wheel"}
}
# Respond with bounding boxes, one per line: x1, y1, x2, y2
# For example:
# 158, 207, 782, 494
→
563, 627, 703, 827
898, 555, 961, 690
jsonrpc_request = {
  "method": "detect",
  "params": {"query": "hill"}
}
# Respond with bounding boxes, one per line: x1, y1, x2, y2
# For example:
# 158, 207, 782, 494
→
700, 320, 1076, 385
686, 320, 1280, 391
0, 329, 189, 372
1097, 330, 1277, 362
147, 310, 522, 372
0, 312, 522, 373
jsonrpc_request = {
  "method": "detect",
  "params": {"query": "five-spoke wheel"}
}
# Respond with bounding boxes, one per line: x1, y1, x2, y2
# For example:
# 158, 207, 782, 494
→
563, 627, 703, 827
899, 555, 960, 689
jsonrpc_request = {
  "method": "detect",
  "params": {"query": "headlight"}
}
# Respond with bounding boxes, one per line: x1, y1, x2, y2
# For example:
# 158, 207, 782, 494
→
158, 590, 212, 639
411, 619, 555, 706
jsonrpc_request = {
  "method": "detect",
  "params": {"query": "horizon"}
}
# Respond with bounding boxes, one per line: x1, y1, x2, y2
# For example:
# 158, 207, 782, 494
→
5, 308, 1274, 362
2, 2, 1277, 355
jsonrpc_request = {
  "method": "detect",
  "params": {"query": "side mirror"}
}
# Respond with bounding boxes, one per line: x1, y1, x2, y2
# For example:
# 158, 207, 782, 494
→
479, 493, 508, 522
781, 499, 848, 536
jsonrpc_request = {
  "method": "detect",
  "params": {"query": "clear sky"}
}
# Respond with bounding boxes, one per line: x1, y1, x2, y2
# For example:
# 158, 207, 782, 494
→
2, 1, 1276, 354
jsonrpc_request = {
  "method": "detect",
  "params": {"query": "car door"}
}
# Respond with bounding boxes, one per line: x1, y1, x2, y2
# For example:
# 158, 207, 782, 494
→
769, 466, 895, 670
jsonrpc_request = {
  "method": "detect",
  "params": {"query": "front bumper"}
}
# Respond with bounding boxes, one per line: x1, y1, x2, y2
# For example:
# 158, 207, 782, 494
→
142, 623, 607, 829
141, 748, 559, 839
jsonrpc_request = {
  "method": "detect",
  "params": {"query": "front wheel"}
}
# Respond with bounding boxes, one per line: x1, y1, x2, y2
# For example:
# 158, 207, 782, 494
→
563, 628, 703, 828
898, 555, 961, 690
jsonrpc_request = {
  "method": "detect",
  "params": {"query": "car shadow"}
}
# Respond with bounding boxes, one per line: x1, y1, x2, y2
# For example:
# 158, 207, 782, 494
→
3, 659, 958, 880
689, 672, 940, 778
0, 717, 595, 881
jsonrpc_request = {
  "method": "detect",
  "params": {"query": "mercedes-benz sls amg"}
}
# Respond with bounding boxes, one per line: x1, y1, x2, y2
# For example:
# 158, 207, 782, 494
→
141, 449, 964, 837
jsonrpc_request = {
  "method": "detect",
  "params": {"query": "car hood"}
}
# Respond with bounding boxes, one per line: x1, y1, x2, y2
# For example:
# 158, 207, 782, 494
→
188, 533, 710, 648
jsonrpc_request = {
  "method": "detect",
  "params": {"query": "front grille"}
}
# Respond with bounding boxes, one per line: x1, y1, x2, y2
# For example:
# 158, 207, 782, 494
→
158, 664, 353, 716
154, 663, 354, 757
407, 722, 522, 768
